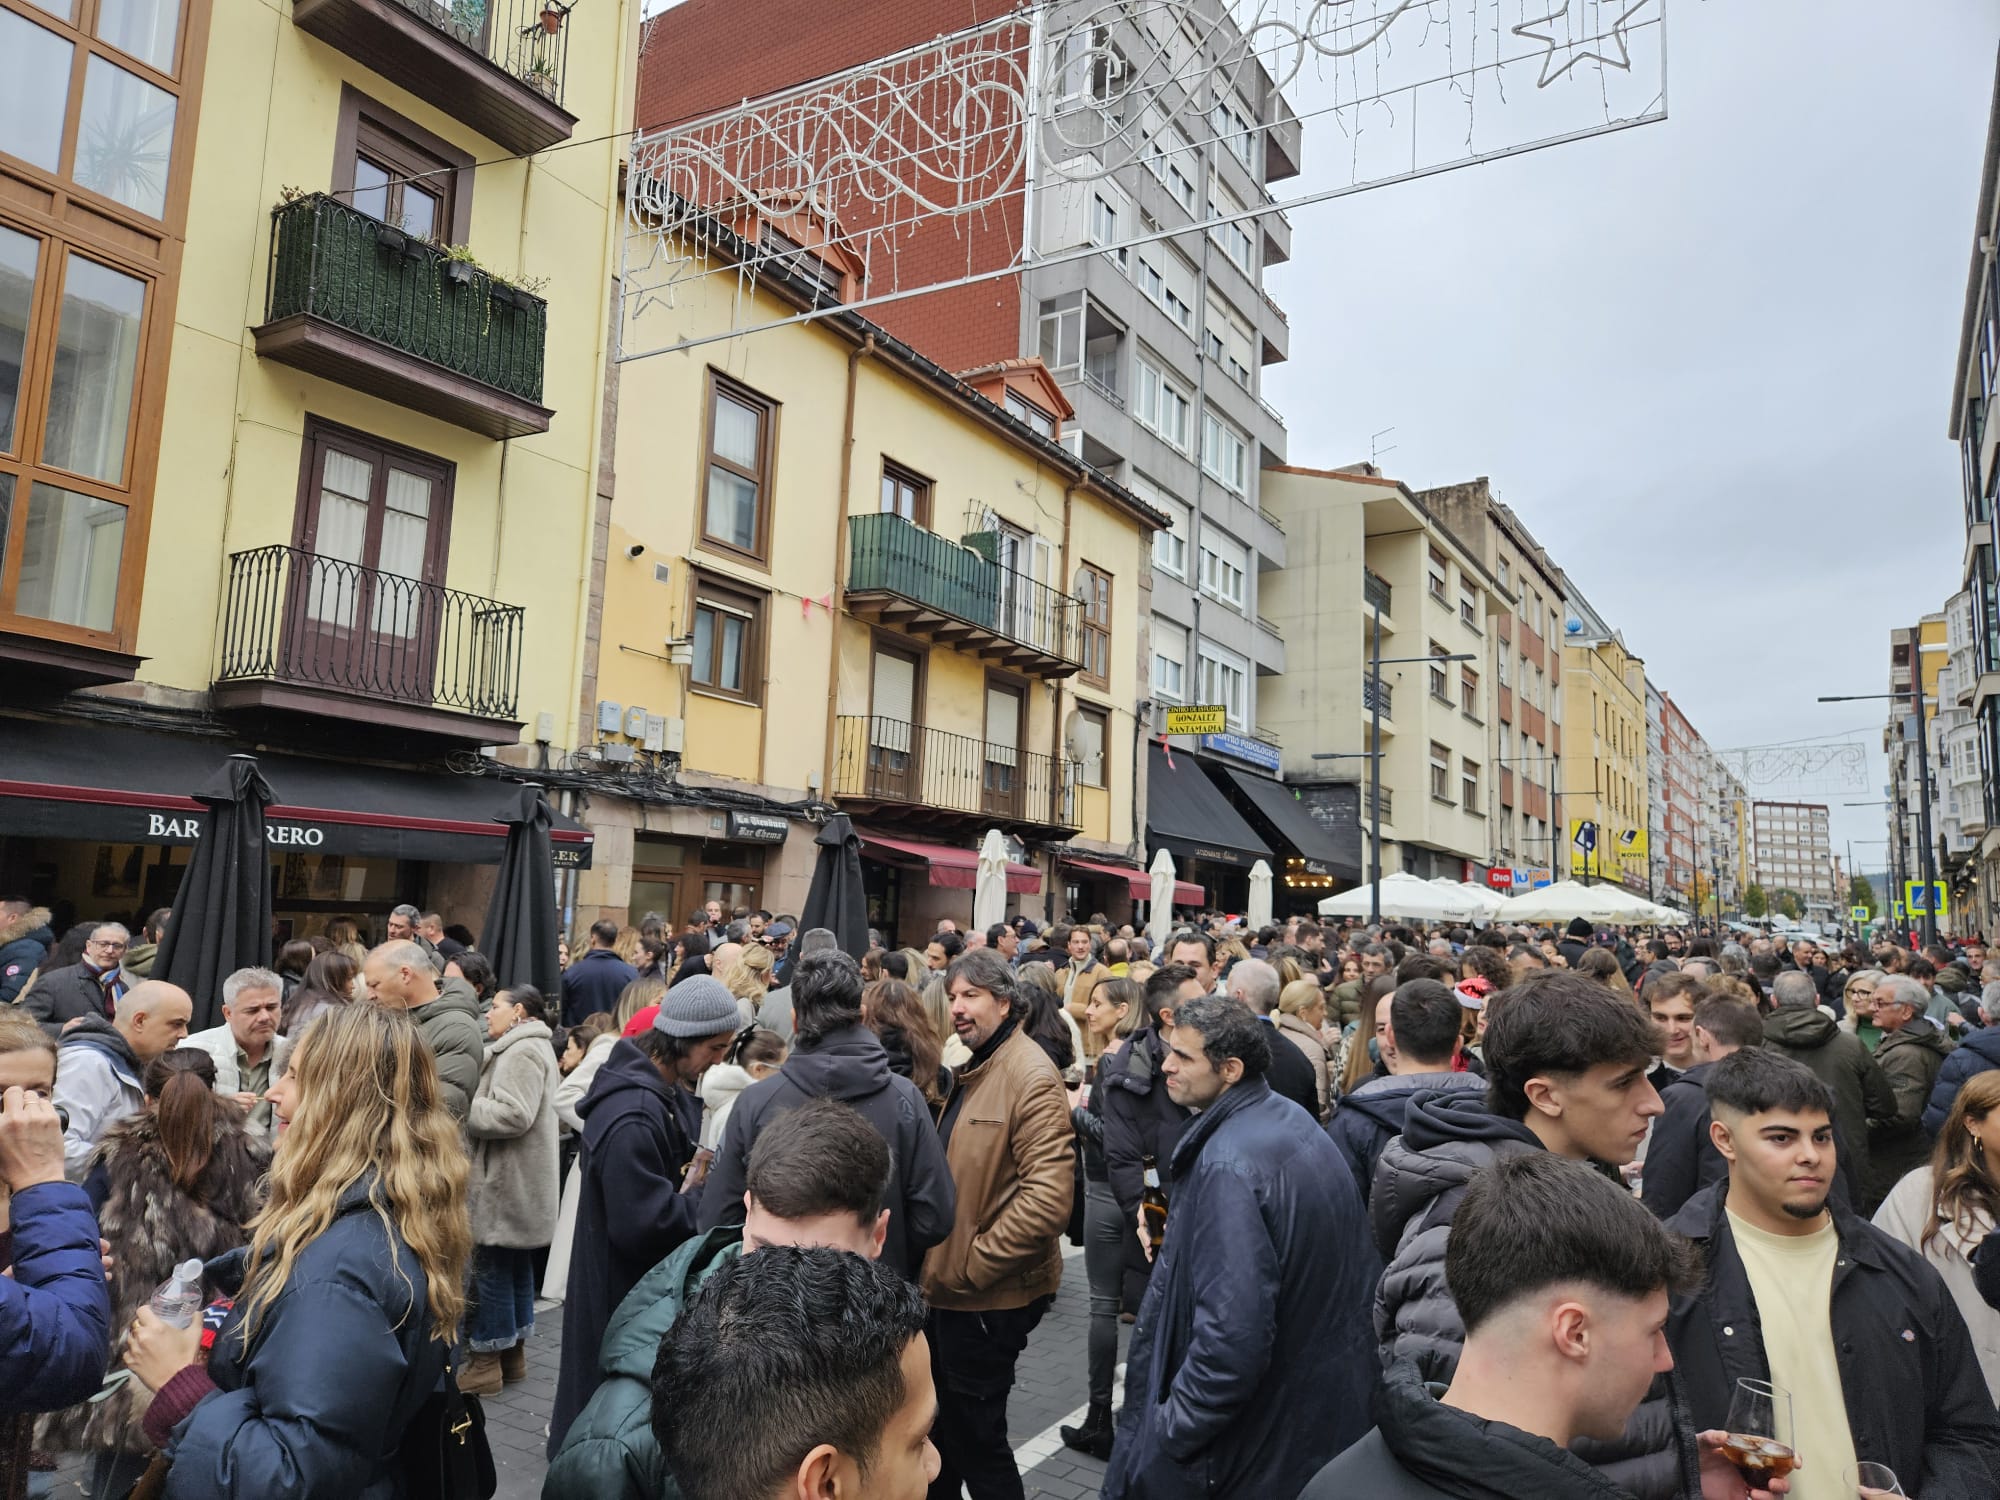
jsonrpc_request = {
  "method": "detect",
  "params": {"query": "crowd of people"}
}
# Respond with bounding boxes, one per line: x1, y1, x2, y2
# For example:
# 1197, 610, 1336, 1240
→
8, 886, 2000, 1500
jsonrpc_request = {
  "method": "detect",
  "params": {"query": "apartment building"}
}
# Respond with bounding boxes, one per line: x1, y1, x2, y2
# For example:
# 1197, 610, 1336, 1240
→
581, 206, 1165, 943
1938, 589, 1986, 922
1422, 478, 1566, 890
1260, 465, 1502, 896
0, 0, 632, 922
1885, 616, 1949, 930
1751, 801, 1838, 922
1559, 588, 1649, 892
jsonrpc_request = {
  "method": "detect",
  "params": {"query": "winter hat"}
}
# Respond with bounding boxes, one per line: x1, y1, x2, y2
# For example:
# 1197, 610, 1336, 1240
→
1565, 917, 1595, 940
654, 974, 742, 1038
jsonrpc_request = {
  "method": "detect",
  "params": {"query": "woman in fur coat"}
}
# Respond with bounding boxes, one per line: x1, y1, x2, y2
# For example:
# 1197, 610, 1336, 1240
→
38, 1048, 268, 1500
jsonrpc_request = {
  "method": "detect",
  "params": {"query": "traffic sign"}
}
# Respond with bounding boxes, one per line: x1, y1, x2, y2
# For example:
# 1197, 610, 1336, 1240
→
1850, 905, 1869, 922
1904, 880, 1948, 919
1164, 704, 1227, 735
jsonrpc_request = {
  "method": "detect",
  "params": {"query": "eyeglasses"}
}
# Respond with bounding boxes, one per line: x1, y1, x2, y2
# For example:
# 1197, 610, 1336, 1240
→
87, 939, 127, 952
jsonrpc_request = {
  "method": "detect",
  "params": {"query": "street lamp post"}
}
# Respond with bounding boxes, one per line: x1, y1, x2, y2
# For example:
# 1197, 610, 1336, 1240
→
1823, 688, 1937, 946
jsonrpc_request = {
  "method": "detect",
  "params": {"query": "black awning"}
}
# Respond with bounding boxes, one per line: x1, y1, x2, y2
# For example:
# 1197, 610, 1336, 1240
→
1214, 766, 1361, 880
1146, 743, 1270, 869
0, 717, 592, 867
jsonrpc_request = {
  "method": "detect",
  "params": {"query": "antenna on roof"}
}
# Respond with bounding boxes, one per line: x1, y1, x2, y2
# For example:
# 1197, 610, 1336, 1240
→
1370, 426, 1398, 465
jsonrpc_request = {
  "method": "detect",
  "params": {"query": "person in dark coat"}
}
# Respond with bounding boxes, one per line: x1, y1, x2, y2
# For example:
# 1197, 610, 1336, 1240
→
559, 919, 641, 1029
1372, 970, 1696, 1500
1325, 979, 1482, 1205
548, 977, 741, 1457
1923, 1014, 2000, 1136
0, 901, 53, 1005
1102, 996, 1377, 1500
1869, 975, 1956, 1209
1665, 1048, 2000, 1496
1557, 917, 1592, 971
1099, 967, 1198, 1224
1304, 1154, 1709, 1500
21, 923, 136, 1035
1762, 970, 1898, 1201
697, 951, 954, 1280
119, 1003, 469, 1500
1221, 958, 1319, 1118
1641, 995, 1764, 1219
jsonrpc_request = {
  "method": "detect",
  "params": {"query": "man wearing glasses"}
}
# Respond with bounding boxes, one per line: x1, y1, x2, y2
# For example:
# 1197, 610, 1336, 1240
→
22, 923, 135, 1036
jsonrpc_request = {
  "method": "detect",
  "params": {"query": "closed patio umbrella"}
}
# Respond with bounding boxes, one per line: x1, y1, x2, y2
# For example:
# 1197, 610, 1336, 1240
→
481, 785, 562, 1002
973, 828, 1009, 933
800, 812, 870, 958
1246, 859, 1273, 931
1146, 848, 1178, 947
157, 754, 274, 1031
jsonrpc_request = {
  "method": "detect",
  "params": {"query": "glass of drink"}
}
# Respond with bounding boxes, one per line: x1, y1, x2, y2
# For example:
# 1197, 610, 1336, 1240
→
1845, 1462, 1904, 1497
1719, 1378, 1797, 1489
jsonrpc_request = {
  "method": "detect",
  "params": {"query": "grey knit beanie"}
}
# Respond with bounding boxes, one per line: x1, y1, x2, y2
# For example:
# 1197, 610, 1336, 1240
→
655, 974, 742, 1038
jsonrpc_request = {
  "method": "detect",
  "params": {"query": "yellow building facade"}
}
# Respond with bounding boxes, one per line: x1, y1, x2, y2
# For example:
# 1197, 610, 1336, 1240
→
578, 217, 1163, 941
1559, 593, 1650, 891
0, 0, 636, 933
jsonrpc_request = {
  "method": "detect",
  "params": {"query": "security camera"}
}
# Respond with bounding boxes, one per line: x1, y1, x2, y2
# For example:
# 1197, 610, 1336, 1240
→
625, 542, 646, 559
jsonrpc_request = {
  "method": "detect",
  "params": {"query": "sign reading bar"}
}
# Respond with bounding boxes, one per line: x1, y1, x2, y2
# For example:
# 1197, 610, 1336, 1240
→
1165, 704, 1228, 736
727, 810, 790, 844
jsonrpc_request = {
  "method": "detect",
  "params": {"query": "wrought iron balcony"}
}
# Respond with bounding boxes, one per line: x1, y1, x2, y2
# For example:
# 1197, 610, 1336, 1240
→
213, 545, 525, 744
1366, 785, 1393, 823
292, 0, 578, 154
1364, 568, 1393, 615
1363, 673, 1392, 719
831, 715, 1079, 836
253, 194, 552, 440
845, 513, 1083, 677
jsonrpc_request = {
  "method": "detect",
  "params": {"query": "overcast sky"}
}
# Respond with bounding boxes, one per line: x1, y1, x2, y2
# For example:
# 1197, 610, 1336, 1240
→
1265, 0, 1999, 876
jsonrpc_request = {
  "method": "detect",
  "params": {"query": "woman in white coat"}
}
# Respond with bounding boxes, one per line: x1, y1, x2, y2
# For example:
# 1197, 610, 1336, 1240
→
461, 984, 560, 1395
1873, 1068, 2000, 1402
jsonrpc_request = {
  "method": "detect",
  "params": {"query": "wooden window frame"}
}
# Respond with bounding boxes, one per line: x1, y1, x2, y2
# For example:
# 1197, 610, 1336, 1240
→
1078, 561, 1112, 691
879, 459, 932, 528
291, 415, 456, 578
331, 86, 474, 245
687, 568, 766, 705
1429, 741, 1452, 802
697, 369, 778, 567
865, 628, 927, 730
1075, 701, 1109, 789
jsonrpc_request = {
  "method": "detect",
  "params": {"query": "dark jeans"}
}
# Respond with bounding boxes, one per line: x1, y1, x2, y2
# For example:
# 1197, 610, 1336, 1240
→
927, 1297, 1053, 1500
467, 1243, 538, 1353
1082, 1179, 1133, 1408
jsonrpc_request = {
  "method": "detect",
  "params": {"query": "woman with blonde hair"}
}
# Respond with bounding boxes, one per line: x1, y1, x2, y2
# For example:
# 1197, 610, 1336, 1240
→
1873, 1070, 2000, 1400
1840, 967, 1888, 1051
1276, 978, 1332, 1120
611, 925, 643, 967
919, 973, 971, 1070
121, 1002, 471, 1498
718, 942, 774, 1018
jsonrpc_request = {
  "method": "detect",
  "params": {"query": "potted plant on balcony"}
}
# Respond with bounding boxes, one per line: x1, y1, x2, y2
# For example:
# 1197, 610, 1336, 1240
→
538, 1, 566, 34
523, 55, 559, 97
441, 245, 482, 288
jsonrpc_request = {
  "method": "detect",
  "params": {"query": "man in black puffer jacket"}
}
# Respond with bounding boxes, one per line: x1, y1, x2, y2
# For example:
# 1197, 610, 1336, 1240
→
698, 950, 954, 1281
1326, 979, 1482, 1205
1372, 970, 1698, 1500
1099, 965, 1200, 1229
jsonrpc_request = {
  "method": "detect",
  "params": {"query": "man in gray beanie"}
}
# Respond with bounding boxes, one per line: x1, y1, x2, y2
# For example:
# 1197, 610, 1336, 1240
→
550, 973, 741, 1452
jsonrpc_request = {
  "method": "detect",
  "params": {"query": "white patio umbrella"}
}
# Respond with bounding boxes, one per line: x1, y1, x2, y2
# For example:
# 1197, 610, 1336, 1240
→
1501, 880, 1657, 924
1319, 871, 1478, 923
972, 828, 1009, 933
1453, 881, 1508, 920
1146, 847, 1178, 947
1246, 859, 1274, 931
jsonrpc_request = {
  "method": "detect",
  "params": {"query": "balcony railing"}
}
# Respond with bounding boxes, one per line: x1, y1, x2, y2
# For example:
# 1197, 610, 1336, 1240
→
1366, 785, 1393, 823
845, 513, 1083, 677
831, 715, 1078, 832
1363, 568, 1392, 615
1363, 673, 1392, 719
1081, 366, 1124, 409
255, 193, 551, 439
292, 0, 578, 155
216, 545, 524, 730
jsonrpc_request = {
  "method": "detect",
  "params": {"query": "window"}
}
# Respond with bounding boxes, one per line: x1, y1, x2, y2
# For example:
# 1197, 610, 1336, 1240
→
1135, 356, 1192, 449
1147, 483, 1188, 578
1088, 192, 1128, 271
1497, 650, 1510, 687
1201, 409, 1247, 493
1429, 645, 1449, 701
333, 90, 473, 244
690, 574, 765, 703
1462, 758, 1481, 812
1428, 545, 1448, 602
1460, 580, 1479, 628
1461, 668, 1480, 718
1209, 177, 1252, 272
1204, 297, 1255, 389
1198, 527, 1247, 611
1077, 562, 1112, 689
702, 374, 776, 561
880, 460, 930, 525
1135, 244, 1196, 333
1497, 557, 1511, 589
1211, 95, 1256, 167
1144, 117, 1197, 213
1075, 703, 1108, 788
1153, 618, 1187, 700
1431, 742, 1452, 801
1005, 389, 1056, 438
1196, 643, 1249, 728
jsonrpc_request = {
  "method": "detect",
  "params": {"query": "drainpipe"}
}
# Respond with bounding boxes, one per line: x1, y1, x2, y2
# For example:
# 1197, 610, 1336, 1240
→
822, 334, 877, 803
1049, 477, 1079, 920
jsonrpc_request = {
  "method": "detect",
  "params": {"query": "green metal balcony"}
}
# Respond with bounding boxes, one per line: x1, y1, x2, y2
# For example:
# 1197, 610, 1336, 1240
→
252, 193, 552, 440
845, 513, 1083, 678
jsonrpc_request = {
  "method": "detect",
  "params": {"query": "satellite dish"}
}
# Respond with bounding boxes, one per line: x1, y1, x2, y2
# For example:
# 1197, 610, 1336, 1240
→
1062, 709, 1086, 759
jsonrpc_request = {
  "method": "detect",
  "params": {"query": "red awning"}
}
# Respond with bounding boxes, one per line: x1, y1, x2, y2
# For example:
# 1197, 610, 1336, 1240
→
860, 833, 1041, 893
1062, 858, 1204, 906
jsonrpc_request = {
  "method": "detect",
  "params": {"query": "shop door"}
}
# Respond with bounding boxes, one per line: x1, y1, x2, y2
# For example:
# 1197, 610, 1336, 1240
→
868, 644, 921, 803
287, 424, 451, 705
629, 875, 680, 931
983, 680, 1025, 820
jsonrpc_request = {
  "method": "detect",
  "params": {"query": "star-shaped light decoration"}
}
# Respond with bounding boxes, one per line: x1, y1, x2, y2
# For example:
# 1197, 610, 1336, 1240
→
1511, 0, 1655, 88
